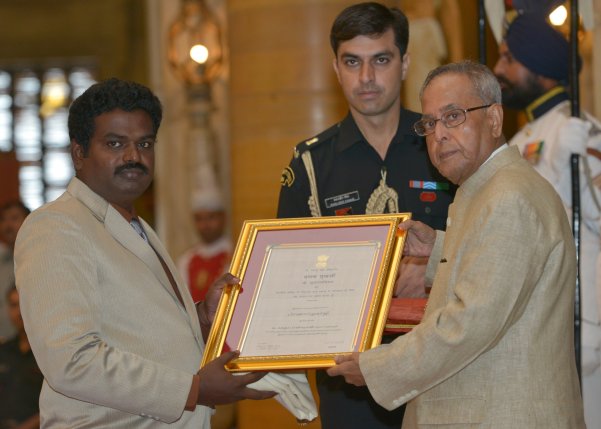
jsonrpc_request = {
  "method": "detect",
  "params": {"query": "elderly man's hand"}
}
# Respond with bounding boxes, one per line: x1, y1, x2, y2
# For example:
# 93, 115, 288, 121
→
398, 220, 436, 258
395, 256, 428, 298
326, 353, 366, 386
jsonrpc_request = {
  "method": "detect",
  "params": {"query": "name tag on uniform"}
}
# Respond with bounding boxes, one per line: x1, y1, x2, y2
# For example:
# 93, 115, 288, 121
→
325, 191, 360, 208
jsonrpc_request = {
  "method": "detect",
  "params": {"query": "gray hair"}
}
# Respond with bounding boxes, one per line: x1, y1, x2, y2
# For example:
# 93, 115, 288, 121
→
420, 60, 502, 105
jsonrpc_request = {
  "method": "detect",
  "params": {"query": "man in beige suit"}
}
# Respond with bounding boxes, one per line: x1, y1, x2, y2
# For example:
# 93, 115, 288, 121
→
14, 78, 274, 428
328, 61, 585, 427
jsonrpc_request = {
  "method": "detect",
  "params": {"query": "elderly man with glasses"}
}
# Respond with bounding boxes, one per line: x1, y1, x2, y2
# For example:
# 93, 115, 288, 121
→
328, 60, 585, 428
413, 104, 491, 137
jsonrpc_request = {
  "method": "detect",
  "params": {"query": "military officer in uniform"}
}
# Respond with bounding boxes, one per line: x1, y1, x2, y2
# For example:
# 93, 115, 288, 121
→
277, 3, 455, 428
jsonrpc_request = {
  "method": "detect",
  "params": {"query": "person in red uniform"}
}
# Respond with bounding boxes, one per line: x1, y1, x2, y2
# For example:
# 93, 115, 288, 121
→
177, 190, 231, 303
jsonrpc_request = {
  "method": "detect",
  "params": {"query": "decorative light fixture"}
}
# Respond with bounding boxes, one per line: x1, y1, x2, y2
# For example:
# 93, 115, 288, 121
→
167, 0, 226, 212
168, 0, 224, 88
549, 5, 568, 26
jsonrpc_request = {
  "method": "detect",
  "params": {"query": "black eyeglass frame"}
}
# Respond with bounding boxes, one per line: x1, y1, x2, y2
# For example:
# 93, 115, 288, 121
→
413, 104, 493, 136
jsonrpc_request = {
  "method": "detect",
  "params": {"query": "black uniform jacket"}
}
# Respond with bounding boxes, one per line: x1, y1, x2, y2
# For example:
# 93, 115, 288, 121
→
277, 110, 455, 230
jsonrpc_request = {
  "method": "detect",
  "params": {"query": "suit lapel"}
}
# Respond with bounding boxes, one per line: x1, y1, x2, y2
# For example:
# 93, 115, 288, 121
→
142, 220, 202, 336
66, 178, 202, 341
105, 210, 202, 341
104, 208, 172, 292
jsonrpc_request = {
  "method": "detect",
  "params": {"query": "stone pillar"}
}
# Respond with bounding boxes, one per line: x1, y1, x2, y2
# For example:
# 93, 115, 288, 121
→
147, 0, 188, 257
227, 0, 360, 236
147, 0, 230, 258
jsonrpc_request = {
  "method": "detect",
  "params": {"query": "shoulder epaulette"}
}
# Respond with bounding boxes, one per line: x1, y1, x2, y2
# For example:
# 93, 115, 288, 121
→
558, 103, 601, 136
556, 102, 571, 117
292, 123, 341, 159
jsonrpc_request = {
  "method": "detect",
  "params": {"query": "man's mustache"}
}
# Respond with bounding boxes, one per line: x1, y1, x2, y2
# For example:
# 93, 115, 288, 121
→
114, 162, 149, 175
357, 84, 381, 93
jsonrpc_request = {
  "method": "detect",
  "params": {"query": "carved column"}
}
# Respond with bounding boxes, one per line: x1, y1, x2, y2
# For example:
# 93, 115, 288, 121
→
227, 0, 356, 236
147, 0, 230, 258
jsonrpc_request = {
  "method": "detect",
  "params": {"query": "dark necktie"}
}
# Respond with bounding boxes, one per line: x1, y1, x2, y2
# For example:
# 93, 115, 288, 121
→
130, 218, 185, 307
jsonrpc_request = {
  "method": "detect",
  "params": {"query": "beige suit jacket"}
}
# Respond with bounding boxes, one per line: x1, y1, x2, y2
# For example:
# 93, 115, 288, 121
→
361, 146, 585, 428
15, 178, 211, 428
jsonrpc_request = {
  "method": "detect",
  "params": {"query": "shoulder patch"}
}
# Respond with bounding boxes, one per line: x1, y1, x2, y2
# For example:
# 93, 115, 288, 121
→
523, 141, 544, 166
280, 166, 295, 187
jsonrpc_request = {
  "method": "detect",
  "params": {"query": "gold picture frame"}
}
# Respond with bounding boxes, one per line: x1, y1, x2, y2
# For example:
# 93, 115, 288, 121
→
201, 213, 410, 371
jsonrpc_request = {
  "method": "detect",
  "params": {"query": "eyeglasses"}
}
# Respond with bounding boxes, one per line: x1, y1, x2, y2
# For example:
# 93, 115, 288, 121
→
413, 104, 492, 136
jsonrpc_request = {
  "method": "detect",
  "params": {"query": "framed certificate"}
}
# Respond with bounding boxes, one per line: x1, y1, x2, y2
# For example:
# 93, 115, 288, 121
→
201, 213, 410, 371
